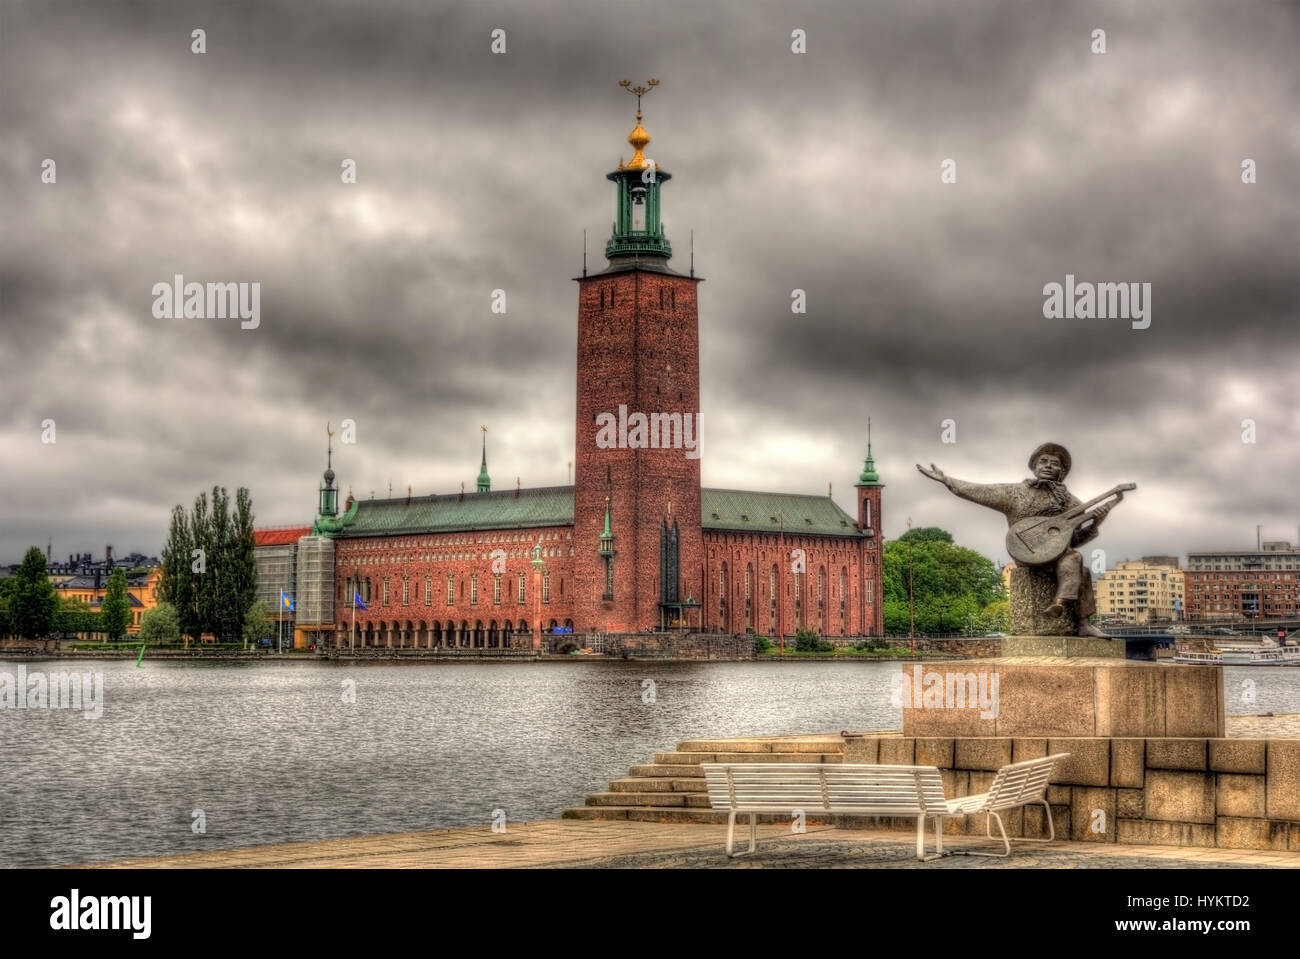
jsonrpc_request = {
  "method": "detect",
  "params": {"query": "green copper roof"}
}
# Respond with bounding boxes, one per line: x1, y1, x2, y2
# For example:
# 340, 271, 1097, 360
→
701, 488, 862, 538
335, 486, 863, 539
858, 453, 879, 485
858, 423, 881, 485
337, 487, 573, 538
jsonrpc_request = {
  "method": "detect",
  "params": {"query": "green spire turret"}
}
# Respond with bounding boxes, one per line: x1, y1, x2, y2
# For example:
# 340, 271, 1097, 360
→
857, 417, 881, 486
598, 497, 615, 556
477, 426, 491, 493
606, 80, 673, 261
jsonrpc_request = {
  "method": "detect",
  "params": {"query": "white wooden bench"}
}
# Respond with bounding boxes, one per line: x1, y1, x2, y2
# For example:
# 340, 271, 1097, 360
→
702, 753, 1070, 861
700, 763, 950, 860
938, 753, 1069, 856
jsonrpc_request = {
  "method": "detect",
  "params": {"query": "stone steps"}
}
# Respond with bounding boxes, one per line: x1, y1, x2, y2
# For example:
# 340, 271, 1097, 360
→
629, 764, 706, 778
609, 777, 706, 793
653, 751, 842, 765
561, 806, 840, 825
564, 736, 848, 821
585, 791, 714, 808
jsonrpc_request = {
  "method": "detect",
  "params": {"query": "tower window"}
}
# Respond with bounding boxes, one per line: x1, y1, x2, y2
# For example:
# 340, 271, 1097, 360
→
542, 571, 551, 604
493, 573, 502, 605
518, 571, 526, 604
447, 573, 455, 606
471, 573, 479, 605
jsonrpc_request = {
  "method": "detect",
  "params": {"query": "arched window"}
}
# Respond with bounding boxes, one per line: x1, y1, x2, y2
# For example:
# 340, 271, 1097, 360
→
719, 562, 728, 630
745, 564, 754, 630
770, 564, 778, 630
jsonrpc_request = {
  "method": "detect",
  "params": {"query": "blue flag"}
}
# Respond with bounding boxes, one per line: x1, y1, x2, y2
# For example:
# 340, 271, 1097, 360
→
354, 591, 368, 611
280, 590, 294, 612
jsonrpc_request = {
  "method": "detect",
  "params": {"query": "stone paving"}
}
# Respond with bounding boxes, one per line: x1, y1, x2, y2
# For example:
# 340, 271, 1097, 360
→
82, 820, 1300, 869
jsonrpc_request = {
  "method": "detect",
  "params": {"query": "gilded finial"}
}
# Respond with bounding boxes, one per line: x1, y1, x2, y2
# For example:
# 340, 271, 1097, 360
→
618, 78, 659, 171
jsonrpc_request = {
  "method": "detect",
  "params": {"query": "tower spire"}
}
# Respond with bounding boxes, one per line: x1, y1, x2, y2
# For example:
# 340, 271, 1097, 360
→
607, 80, 672, 261
858, 416, 881, 485
319, 422, 338, 518
477, 425, 491, 492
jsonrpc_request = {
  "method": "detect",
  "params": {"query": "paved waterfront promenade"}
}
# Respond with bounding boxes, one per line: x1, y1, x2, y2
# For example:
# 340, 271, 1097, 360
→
82, 819, 1300, 869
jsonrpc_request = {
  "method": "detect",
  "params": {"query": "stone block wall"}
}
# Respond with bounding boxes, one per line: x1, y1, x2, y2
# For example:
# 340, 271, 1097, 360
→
603, 632, 754, 660
840, 735, 1300, 851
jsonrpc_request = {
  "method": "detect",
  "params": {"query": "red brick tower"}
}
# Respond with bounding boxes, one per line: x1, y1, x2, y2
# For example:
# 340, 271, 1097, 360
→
574, 82, 703, 633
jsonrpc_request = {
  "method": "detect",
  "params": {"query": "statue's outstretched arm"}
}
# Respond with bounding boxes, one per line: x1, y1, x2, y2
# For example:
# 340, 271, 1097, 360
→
917, 463, 1017, 512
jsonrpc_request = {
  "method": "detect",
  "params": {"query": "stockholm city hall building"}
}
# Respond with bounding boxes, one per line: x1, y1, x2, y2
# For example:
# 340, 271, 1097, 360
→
266, 89, 885, 650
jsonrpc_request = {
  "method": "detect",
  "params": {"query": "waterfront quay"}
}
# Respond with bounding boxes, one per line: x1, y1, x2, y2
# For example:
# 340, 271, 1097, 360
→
81, 818, 1298, 869
81, 725, 1300, 870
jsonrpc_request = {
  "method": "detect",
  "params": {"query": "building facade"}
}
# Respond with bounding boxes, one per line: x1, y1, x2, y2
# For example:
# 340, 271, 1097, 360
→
1094, 560, 1185, 625
258, 98, 886, 649
1184, 541, 1300, 622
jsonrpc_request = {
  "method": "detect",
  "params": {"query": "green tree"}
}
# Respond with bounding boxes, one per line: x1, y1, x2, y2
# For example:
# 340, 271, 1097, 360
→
0, 577, 16, 637
210, 486, 235, 641
794, 626, 833, 652
882, 530, 1005, 635
139, 601, 181, 644
53, 595, 100, 639
242, 600, 272, 651
9, 547, 58, 640
897, 526, 953, 544
231, 487, 258, 642
100, 568, 131, 640
189, 490, 212, 642
160, 486, 259, 645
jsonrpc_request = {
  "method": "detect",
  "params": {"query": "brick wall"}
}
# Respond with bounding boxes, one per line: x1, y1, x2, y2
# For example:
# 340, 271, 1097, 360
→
574, 269, 704, 635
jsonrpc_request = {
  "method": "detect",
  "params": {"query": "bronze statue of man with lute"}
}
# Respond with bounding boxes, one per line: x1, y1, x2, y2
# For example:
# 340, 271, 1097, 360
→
917, 443, 1134, 638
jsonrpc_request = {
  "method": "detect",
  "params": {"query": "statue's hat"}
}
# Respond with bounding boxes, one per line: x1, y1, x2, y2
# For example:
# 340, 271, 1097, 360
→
1028, 442, 1072, 477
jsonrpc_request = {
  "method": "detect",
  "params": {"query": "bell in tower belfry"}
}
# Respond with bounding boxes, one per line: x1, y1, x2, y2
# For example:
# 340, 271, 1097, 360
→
606, 79, 672, 261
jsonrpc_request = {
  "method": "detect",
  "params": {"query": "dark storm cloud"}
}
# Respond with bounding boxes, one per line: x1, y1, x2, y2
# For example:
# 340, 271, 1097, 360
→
1, 0, 1296, 567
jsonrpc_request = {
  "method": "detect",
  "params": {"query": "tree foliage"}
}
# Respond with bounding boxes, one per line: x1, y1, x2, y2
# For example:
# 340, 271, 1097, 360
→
897, 526, 953, 544
242, 600, 272, 649
160, 487, 258, 643
100, 568, 131, 640
53, 596, 103, 638
139, 601, 181, 644
9, 547, 58, 640
882, 530, 1005, 635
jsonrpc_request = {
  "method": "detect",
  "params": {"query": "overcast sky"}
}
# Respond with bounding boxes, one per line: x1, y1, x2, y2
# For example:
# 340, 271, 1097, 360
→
1, 0, 1296, 568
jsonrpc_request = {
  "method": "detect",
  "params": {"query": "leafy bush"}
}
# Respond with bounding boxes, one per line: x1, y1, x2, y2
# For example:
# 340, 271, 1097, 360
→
794, 627, 833, 653
753, 634, 773, 654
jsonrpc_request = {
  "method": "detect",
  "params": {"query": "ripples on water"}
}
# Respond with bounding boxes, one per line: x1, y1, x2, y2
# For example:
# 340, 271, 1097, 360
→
0, 659, 900, 866
2, 659, 1297, 867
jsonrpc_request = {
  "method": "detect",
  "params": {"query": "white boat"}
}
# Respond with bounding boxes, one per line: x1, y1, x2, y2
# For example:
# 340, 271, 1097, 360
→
1174, 637, 1300, 666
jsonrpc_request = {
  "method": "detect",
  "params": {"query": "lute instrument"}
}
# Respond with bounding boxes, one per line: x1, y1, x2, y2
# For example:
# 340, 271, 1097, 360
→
1005, 483, 1136, 566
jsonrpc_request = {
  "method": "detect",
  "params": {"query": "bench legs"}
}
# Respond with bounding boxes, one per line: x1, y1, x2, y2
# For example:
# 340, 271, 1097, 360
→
916, 815, 950, 862
725, 810, 758, 858
960, 801, 1056, 858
